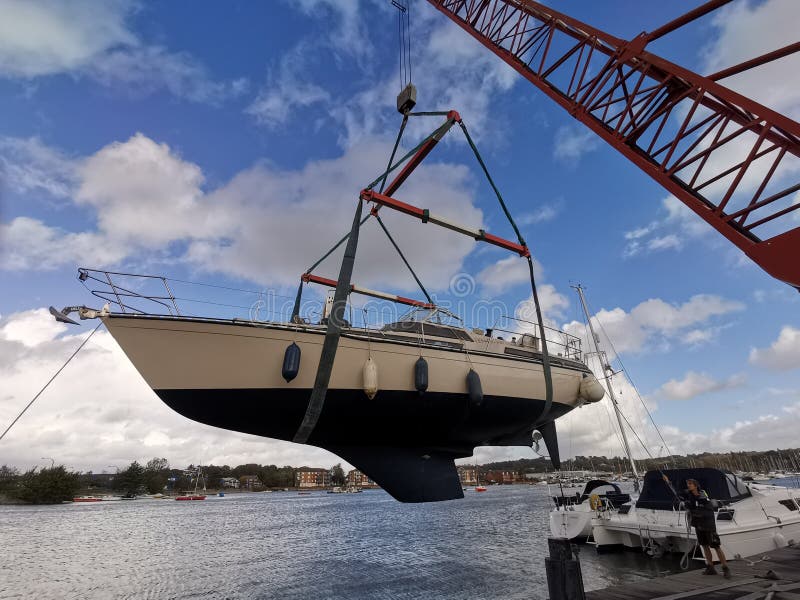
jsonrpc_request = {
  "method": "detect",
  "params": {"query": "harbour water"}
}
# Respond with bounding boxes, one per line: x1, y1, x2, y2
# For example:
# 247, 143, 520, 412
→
1, 485, 689, 599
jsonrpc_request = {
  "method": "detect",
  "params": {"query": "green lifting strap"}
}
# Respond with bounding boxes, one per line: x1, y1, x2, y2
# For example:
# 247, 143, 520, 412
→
459, 120, 554, 426
293, 200, 364, 445
375, 214, 434, 306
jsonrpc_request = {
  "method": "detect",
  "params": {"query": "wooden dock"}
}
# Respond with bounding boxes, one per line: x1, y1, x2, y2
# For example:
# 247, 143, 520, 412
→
586, 545, 800, 600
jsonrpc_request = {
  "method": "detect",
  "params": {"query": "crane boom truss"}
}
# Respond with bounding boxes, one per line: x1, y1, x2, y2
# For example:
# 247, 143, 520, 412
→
428, 0, 800, 288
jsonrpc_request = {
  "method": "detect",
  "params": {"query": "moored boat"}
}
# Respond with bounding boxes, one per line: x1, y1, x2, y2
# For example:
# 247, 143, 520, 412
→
549, 480, 631, 540
590, 468, 800, 560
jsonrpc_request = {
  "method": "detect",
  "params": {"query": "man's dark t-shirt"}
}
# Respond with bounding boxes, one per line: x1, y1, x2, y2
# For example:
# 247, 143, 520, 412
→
680, 489, 716, 531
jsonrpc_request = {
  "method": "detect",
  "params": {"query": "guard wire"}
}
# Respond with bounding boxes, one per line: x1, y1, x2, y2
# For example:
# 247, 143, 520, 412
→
0, 321, 103, 443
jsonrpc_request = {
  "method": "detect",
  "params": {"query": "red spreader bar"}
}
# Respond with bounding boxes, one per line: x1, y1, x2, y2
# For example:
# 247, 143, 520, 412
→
301, 273, 436, 309
382, 111, 461, 197
361, 190, 530, 258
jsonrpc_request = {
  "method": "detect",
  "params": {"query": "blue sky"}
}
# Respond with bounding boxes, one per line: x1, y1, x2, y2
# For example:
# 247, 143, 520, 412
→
1, 0, 798, 471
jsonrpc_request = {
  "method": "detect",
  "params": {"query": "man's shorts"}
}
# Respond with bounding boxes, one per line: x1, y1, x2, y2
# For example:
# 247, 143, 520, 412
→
695, 529, 721, 548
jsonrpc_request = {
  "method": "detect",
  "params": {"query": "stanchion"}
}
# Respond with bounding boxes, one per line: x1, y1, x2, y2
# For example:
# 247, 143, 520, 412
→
545, 537, 586, 600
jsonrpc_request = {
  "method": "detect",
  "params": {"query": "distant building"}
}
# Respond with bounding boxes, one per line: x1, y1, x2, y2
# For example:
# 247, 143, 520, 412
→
239, 475, 260, 490
221, 477, 240, 489
484, 470, 517, 485
296, 468, 330, 488
346, 469, 377, 488
457, 467, 477, 486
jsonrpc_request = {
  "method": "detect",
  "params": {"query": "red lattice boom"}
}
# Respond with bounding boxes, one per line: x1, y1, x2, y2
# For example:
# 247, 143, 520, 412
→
429, 0, 800, 288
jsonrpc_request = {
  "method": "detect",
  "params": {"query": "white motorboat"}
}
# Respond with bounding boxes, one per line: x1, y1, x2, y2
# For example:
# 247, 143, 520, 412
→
590, 468, 800, 560
549, 479, 632, 540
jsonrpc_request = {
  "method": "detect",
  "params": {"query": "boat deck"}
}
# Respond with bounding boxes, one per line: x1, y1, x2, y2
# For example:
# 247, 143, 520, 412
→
586, 544, 800, 600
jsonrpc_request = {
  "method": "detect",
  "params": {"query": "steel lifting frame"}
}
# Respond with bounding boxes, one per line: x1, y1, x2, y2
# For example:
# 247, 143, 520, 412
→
301, 273, 436, 309
428, 0, 800, 289
294, 108, 529, 312
361, 189, 529, 256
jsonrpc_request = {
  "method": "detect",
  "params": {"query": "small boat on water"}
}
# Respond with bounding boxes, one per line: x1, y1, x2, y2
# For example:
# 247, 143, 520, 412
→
474, 486, 487, 493
175, 466, 206, 501
73, 496, 103, 503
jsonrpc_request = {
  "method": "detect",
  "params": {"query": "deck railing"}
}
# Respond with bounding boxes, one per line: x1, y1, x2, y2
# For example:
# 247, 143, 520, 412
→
76, 268, 300, 322
486, 315, 582, 362
76, 268, 582, 362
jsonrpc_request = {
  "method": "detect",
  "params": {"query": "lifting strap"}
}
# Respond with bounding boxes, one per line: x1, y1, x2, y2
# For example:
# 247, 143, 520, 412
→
460, 120, 554, 425
293, 200, 364, 444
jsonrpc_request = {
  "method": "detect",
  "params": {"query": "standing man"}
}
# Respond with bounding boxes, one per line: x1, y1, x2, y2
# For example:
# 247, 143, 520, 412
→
663, 475, 731, 578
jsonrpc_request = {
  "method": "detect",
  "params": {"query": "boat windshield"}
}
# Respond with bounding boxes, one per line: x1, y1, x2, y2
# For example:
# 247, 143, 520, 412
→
395, 306, 462, 326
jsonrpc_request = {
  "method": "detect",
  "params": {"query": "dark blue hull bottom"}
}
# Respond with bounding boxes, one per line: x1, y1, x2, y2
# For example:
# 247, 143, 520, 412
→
156, 388, 572, 503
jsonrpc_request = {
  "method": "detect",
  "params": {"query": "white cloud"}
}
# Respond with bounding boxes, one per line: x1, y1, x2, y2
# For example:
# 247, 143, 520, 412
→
187, 138, 483, 290
246, 41, 330, 128
647, 234, 682, 252
623, 196, 711, 257
749, 325, 800, 370
1, 133, 484, 295
0, 133, 217, 270
783, 401, 800, 415
658, 370, 746, 401
553, 124, 599, 162
88, 46, 248, 105
563, 294, 744, 355
0, 136, 77, 198
0, 0, 135, 77
514, 284, 569, 328
75, 133, 222, 246
518, 203, 561, 226
702, 0, 800, 121
0, 217, 122, 271
267, 1, 519, 147
0, 308, 343, 472
293, 0, 372, 62
476, 256, 542, 295
0, 0, 243, 103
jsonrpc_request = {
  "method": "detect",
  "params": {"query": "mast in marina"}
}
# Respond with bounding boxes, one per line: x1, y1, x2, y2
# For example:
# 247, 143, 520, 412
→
573, 284, 641, 492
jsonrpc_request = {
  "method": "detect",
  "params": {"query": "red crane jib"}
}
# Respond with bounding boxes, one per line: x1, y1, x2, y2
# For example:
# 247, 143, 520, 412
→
428, 0, 800, 289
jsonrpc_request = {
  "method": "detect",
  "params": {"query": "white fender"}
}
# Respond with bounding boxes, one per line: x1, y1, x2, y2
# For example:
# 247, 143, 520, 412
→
363, 357, 378, 399
579, 373, 605, 403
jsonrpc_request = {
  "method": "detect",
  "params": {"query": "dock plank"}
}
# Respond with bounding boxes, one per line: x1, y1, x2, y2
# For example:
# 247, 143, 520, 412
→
585, 545, 800, 600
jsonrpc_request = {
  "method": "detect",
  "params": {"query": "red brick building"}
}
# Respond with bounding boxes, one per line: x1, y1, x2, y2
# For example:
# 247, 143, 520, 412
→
484, 470, 517, 484
457, 466, 477, 486
346, 469, 377, 488
296, 467, 330, 488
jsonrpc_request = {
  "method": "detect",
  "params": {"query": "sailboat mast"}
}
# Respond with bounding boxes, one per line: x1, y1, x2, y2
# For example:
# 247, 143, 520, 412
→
573, 285, 640, 492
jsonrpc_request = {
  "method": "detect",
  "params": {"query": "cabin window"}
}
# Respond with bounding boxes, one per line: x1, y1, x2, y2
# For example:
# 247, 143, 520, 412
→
778, 499, 799, 511
725, 473, 751, 500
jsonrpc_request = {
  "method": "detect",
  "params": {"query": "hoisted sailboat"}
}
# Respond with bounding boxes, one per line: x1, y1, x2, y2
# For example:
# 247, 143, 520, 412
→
52, 108, 605, 503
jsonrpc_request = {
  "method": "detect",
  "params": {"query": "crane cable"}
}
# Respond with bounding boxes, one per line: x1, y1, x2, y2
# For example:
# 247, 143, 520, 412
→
392, 0, 412, 89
